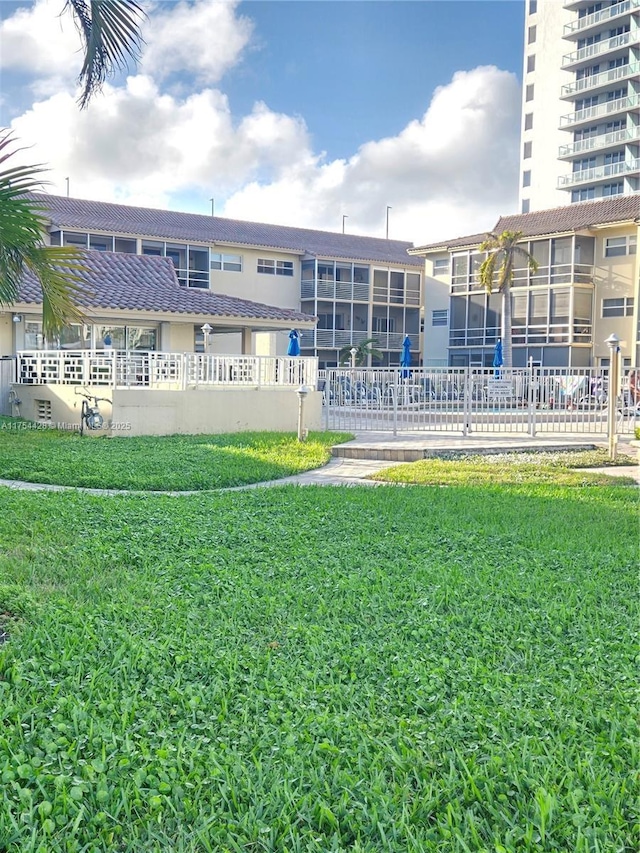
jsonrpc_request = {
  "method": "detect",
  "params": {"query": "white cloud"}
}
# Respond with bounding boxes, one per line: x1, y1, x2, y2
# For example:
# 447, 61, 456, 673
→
3, 0, 520, 247
9, 75, 314, 208
222, 67, 521, 243
142, 0, 253, 84
0, 0, 83, 97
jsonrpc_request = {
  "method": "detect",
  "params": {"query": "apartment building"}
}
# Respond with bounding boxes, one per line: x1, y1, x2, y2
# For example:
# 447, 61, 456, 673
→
520, 0, 639, 212
412, 195, 639, 368
3, 194, 422, 368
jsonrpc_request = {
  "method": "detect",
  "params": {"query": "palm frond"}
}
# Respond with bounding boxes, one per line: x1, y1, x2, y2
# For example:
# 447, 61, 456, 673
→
66, 0, 145, 108
0, 131, 87, 336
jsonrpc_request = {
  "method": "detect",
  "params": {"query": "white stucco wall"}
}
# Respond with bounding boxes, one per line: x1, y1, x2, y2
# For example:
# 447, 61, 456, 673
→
13, 384, 322, 437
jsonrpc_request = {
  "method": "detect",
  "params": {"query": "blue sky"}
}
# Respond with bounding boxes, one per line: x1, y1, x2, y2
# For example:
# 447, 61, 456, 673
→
0, 0, 526, 243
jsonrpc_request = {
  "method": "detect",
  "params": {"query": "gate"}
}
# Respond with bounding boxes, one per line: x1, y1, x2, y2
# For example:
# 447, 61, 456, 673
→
321, 366, 638, 436
0, 357, 16, 416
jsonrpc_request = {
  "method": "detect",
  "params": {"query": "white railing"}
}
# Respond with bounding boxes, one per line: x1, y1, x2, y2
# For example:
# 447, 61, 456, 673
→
562, 32, 632, 68
558, 158, 640, 187
559, 95, 639, 127
558, 127, 640, 158
560, 62, 640, 98
16, 351, 318, 390
563, 0, 637, 36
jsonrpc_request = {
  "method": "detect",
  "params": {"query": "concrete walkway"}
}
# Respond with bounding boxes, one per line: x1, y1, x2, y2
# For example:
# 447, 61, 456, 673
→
0, 432, 637, 493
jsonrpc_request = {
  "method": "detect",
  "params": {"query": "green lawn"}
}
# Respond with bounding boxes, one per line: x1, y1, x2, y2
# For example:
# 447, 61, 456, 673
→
371, 449, 638, 487
0, 484, 637, 852
0, 420, 352, 490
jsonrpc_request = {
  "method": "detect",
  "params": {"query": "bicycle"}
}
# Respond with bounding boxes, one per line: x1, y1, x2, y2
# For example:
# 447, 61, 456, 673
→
74, 388, 111, 436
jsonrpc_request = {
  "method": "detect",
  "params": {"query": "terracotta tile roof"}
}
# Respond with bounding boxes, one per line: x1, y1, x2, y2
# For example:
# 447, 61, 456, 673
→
411, 233, 489, 253
412, 195, 639, 253
30, 193, 423, 267
494, 194, 639, 237
17, 250, 315, 325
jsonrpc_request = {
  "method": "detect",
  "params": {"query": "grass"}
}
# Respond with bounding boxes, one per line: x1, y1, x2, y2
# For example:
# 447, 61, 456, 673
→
371, 449, 639, 487
0, 483, 637, 852
0, 419, 353, 490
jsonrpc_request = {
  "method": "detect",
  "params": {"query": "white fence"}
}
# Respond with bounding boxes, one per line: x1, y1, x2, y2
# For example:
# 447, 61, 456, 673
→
321, 367, 640, 435
15, 351, 318, 390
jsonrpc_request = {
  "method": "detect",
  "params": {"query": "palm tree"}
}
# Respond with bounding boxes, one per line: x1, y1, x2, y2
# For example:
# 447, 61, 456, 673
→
0, 133, 86, 338
479, 230, 538, 369
339, 338, 383, 366
0, 2, 145, 335
67, 0, 145, 108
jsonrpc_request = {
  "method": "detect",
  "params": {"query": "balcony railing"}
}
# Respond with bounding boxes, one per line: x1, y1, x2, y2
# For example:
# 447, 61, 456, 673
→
559, 94, 639, 128
300, 280, 370, 301
562, 32, 632, 68
563, 0, 638, 37
558, 158, 640, 188
310, 330, 407, 351
560, 62, 640, 99
15, 351, 318, 389
558, 127, 640, 158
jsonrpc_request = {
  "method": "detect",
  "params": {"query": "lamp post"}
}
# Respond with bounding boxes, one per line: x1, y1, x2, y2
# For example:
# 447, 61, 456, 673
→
296, 385, 309, 442
605, 333, 620, 460
350, 347, 358, 369
201, 323, 212, 353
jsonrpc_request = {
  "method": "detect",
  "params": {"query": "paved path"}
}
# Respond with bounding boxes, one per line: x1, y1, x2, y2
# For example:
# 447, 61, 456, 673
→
0, 433, 637, 493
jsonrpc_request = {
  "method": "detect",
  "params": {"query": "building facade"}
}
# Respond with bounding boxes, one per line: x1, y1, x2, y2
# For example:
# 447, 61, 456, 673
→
520, 0, 639, 213
412, 195, 639, 368
4, 194, 422, 369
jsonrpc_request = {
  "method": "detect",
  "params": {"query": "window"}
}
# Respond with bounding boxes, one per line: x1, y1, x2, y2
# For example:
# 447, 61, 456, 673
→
602, 297, 634, 317
529, 0, 537, 13
523, 141, 532, 159
372, 316, 395, 333
527, 54, 535, 73
572, 187, 596, 202
602, 182, 624, 196
257, 258, 294, 276
521, 199, 530, 213
604, 150, 625, 165
211, 253, 242, 272
524, 113, 533, 131
62, 232, 89, 248
525, 84, 534, 102
605, 236, 637, 257
432, 309, 448, 327
142, 240, 163, 256
527, 25, 536, 44
433, 258, 450, 275
89, 234, 113, 251
317, 313, 344, 330
522, 170, 531, 187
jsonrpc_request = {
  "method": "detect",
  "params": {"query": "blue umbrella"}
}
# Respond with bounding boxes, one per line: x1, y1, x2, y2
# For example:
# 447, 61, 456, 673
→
287, 329, 301, 357
400, 335, 412, 378
493, 339, 503, 376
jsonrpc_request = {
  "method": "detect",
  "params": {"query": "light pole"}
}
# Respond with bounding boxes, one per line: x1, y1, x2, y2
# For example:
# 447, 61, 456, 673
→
350, 347, 358, 369
296, 385, 309, 442
605, 333, 620, 460
201, 323, 212, 354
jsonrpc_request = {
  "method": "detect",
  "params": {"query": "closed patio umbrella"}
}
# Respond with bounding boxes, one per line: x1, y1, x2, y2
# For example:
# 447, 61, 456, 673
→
493, 339, 503, 376
287, 329, 301, 356
400, 335, 412, 378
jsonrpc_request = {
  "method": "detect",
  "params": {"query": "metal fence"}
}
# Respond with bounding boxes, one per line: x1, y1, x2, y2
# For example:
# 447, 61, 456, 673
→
321, 366, 640, 436
15, 351, 318, 390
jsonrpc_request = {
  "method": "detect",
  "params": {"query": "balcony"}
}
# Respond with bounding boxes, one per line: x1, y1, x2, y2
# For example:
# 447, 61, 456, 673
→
559, 94, 639, 129
560, 62, 640, 100
557, 157, 640, 188
300, 279, 370, 302
563, 0, 638, 39
562, 32, 632, 70
558, 127, 640, 158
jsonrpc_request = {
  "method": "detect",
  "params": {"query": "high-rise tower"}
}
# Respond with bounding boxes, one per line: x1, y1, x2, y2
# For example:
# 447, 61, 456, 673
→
520, 0, 639, 213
